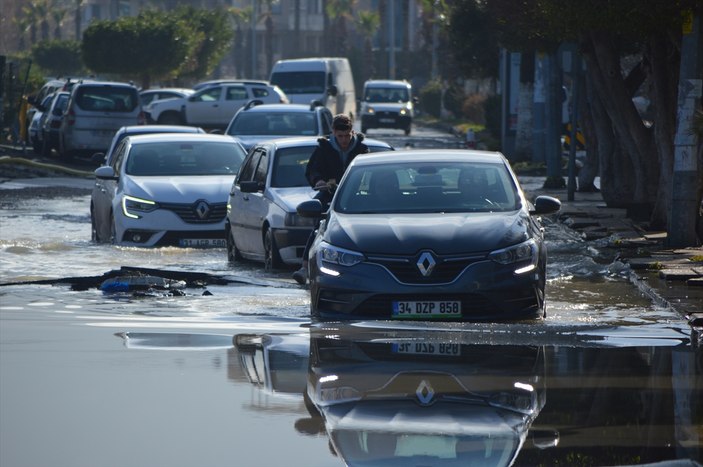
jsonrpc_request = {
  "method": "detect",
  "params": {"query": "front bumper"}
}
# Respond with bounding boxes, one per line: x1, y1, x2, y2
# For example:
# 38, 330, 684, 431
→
272, 226, 314, 265
310, 258, 543, 321
361, 113, 411, 130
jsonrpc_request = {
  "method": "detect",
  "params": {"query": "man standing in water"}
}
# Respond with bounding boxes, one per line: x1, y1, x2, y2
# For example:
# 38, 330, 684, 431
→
292, 114, 369, 285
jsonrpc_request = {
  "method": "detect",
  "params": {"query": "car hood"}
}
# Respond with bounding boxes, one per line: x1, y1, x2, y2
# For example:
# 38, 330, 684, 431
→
125, 175, 235, 203
326, 211, 530, 255
269, 187, 316, 212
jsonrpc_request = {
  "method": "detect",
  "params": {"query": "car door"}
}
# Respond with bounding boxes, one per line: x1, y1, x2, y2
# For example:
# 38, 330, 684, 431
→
230, 148, 264, 254
220, 85, 250, 125
185, 86, 222, 126
93, 140, 127, 240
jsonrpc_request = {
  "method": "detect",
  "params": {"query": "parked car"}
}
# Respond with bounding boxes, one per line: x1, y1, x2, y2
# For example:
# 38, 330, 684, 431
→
225, 136, 393, 270
359, 79, 416, 135
139, 87, 194, 107
225, 101, 333, 150
59, 81, 145, 158
91, 124, 206, 166
39, 91, 70, 156
90, 133, 246, 247
144, 80, 288, 129
296, 149, 562, 321
28, 92, 56, 153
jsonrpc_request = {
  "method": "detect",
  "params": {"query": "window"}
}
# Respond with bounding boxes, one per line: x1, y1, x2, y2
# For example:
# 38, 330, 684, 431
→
237, 150, 262, 183
194, 87, 221, 102
253, 151, 269, 184
226, 86, 248, 101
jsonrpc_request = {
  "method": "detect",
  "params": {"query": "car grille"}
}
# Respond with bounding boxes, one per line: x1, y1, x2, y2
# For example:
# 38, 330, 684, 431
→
375, 111, 398, 118
367, 253, 485, 284
159, 201, 227, 224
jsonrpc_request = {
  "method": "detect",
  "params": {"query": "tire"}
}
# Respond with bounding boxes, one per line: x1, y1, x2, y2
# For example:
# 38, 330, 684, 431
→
157, 112, 184, 125
40, 135, 51, 157
361, 126, 368, 134
109, 213, 117, 244
226, 225, 242, 263
90, 206, 98, 242
264, 228, 282, 271
404, 125, 411, 136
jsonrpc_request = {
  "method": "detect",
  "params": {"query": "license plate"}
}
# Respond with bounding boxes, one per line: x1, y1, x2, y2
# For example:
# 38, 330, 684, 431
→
179, 238, 226, 248
392, 342, 461, 356
379, 118, 395, 123
392, 300, 461, 318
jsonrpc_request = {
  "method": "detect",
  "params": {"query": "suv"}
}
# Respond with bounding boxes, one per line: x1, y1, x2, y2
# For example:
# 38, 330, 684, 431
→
359, 79, 416, 135
144, 80, 288, 130
224, 100, 333, 150
59, 81, 144, 158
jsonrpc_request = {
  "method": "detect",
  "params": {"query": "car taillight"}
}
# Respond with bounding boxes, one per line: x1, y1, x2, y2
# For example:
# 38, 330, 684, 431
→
137, 111, 146, 125
67, 108, 75, 125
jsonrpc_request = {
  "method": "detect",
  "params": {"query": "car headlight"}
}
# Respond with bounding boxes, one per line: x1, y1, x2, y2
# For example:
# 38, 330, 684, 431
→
122, 194, 158, 219
489, 385, 536, 415
285, 212, 316, 227
319, 241, 365, 267
399, 108, 407, 115
365, 106, 375, 115
489, 239, 538, 273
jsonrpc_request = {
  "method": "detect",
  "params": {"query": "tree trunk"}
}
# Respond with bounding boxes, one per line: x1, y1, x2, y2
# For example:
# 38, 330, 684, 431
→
583, 31, 659, 215
577, 73, 599, 192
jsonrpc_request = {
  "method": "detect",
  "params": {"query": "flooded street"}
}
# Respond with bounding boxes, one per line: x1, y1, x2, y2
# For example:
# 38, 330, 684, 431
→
1, 164, 700, 465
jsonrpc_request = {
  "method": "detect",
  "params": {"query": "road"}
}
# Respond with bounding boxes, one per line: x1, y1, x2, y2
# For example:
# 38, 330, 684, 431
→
0, 124, 700, 466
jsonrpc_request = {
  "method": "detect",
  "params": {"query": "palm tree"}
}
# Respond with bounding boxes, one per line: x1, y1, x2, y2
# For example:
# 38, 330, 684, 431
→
325, 0, 355, 57
261, 0, 275, 74
227, 6, 252, 78
356, 10, 380, 81
51, 1, 68, 40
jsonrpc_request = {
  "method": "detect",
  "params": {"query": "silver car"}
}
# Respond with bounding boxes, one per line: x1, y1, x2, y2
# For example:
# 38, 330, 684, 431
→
59, 81, 145, 158
225, 136, 393, 270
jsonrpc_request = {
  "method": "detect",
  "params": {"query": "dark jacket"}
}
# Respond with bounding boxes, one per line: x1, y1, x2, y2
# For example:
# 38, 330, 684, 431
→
305, 133, 369, 187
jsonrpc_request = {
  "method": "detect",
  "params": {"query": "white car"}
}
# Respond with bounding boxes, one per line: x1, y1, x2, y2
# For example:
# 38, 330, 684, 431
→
144, 80, 288, 129
91, 133, 246, 247
139, 87, 194, 106
225, 136, 393, 270
360, 79, 416, 135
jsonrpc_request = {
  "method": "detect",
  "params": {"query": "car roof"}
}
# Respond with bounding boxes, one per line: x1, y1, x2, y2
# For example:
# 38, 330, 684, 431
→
123, 133, 241, 144
140, 88, 193, 94
239, 103, 317, 113
348, 149, 507, 167
364, 79, 411, 88
260, 136, 393, 150
117, 125, 205, 135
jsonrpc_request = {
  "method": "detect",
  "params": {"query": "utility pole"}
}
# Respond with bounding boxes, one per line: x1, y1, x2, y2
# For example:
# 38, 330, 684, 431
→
251, 0, 257, 79
388, 0, 396, 79
668, 11, 702, 247
431, 0, 438, 80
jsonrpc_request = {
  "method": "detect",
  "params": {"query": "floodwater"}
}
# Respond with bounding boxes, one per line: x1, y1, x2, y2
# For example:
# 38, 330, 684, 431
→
1, 176, 700, 466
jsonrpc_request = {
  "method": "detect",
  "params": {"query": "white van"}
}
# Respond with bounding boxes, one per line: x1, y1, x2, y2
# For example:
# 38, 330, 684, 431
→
269, 57, 356, 119
359, 79, 415, 135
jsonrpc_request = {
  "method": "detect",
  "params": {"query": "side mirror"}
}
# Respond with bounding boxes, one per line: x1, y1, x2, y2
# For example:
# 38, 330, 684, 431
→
240, 180, 262, 193
94, 166, 117, 180
327, 85, 338, 97
297, 199, 324, 218
530, 195, 561, 215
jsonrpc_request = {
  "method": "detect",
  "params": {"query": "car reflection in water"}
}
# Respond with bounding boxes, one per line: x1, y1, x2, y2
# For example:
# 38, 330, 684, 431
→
303, 324, 553, 466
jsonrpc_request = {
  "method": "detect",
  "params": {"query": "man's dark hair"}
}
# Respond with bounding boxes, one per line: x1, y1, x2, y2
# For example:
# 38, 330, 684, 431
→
332, 114, 352, 131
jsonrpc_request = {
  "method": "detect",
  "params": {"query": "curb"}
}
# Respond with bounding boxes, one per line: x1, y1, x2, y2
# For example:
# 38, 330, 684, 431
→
0, 155, 94, 177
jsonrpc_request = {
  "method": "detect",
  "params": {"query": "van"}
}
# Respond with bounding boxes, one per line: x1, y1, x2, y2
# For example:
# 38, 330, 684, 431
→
59, 81, 145, 158
269, 57, 356, 119
359, 79, 415, 135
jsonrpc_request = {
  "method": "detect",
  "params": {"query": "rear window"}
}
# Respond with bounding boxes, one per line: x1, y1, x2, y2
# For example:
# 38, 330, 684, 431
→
228, 112, 318, 136
74, 85, 139, 112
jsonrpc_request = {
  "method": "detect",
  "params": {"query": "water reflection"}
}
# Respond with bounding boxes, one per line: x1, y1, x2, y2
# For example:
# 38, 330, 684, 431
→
117, 325, 701, 465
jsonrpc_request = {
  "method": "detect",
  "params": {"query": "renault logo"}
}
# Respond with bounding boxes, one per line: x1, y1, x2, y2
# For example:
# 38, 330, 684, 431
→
416, 251, 436, 277
194, 201, 210, 219
416, 380, 435, 406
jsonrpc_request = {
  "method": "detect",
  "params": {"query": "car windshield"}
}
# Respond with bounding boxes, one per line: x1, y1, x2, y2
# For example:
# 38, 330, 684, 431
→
270, 71, 326, 94
125, 141, 245, 176
364, 87, 410, 103
334, 162, 520, 214
227, 112, 318, 136
75, 86, 138, 112
270, 147, 315, 188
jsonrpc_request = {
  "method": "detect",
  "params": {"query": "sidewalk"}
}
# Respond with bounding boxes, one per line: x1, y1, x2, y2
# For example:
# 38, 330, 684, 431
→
524, 179, 703, 334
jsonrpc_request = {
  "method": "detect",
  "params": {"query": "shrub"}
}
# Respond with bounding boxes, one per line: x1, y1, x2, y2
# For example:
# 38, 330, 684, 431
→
461, 93, 486, 124
419, 80, 442, 118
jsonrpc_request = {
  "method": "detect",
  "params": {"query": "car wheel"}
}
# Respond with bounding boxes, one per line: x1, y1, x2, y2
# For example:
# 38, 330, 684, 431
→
90, 206, 99, 242
361, 126, 368, 134
109, 213, 117, 244
226, 225, 242, 263
404, 125, 411, 136
158, 112, 184, 125
263, 228, 282, 271
40, 135, 51, 157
